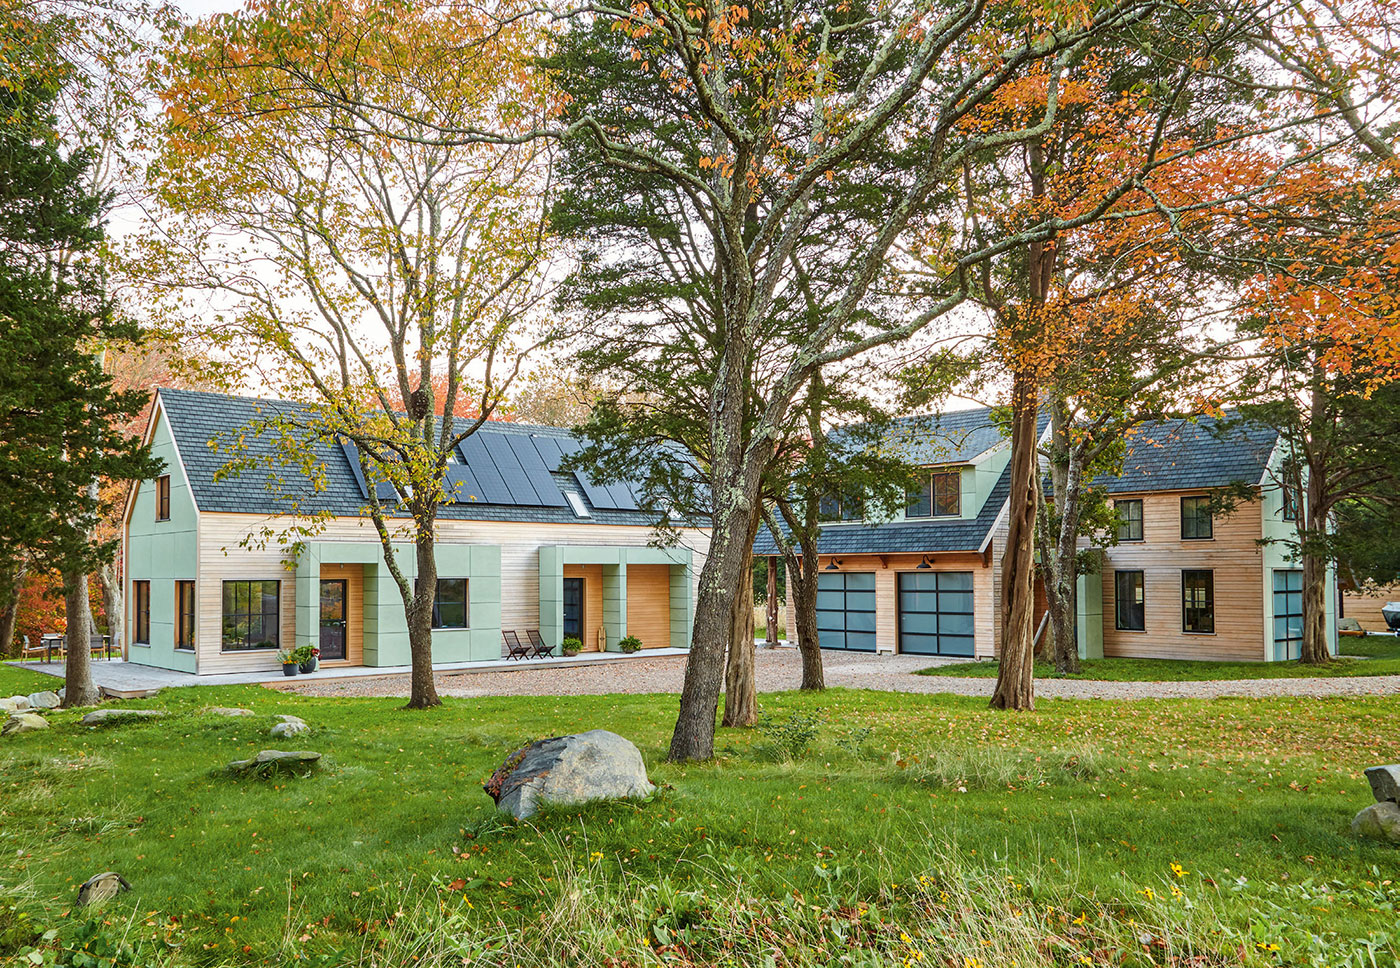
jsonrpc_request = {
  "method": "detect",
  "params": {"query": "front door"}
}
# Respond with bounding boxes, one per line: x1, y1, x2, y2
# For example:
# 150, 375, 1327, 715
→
319, 579, 347, 661
562, 578, 585, 643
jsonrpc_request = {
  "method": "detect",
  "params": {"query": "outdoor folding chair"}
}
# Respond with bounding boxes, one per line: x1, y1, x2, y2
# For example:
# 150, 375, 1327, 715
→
525, 629, 553, 659
502, 630, 531, 661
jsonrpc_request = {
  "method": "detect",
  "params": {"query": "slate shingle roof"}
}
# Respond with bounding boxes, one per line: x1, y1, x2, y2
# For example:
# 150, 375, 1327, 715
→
752, 407, 1278, 557
752, 463, 1010, 556
1091, 413, 1278, 494
157, 387, 664, 527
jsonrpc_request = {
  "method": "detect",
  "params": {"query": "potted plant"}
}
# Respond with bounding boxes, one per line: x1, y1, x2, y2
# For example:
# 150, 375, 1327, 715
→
617, 635, 642, 654
295, 645, 319, 674
561, 636, 582, 657
277, 649, 299, 676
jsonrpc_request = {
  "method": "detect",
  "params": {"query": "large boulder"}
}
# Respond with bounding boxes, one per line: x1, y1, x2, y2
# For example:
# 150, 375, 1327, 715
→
2, 713, 48, 736
27, 691, 60, 710
1352, 801, 1400, 843
3, 695, 32, 712
81, 709, 165, 726
484, 730, 655, 820
227, 749, 321, 779
1365, 765, 1400, 804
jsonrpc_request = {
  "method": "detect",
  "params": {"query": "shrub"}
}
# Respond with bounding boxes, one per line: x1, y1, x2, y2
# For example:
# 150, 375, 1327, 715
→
561, 636, 583, 656
617, 635, 642, 653
754, 707, 824, 760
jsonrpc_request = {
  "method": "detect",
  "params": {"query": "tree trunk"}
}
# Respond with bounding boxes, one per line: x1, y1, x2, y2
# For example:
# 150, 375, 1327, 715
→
669, 495, 760, 761
98, 560, 121, 651
404, 528, 442, 708
1042, 397, 1084, 675
991, 371, 1039, 711
62, 569, 100, 707
1298, 455, 1331, 663
722, 549, 757, 727
791, 551, 824, 691
0, 560, 25, 657
765, 558, 778, 645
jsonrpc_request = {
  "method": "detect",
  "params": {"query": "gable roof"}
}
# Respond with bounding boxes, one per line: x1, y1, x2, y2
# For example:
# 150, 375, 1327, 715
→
1093, 412, 1278, 494
752, 407, 1279, 558
153, 387, 666, 527
856, 407, 1009, 465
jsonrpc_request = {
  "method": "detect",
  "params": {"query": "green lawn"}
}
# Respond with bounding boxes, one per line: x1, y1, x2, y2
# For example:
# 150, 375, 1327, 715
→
918, 634, 1400, 681
1, 661, 1397, 967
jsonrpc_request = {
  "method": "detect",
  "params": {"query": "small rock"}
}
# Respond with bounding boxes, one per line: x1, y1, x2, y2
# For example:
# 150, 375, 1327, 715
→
76, 872, 131, 909
484, 729, 655, 820
1352, 801, 1400, 843
5, 695, 32, 712
206, 707, 255, 718
227, 749, 321, 778
80, 709, 166, 726
2, 713, 48, 736
27, 691, 60, 710
270, 720, 309, 738
1365, 765, 1400, 804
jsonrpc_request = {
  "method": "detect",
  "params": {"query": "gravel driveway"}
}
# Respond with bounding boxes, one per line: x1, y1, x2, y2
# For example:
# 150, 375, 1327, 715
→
275, 647, 1400, 700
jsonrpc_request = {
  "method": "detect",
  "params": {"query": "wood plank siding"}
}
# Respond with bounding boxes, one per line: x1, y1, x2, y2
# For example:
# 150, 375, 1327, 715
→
192, 512, 709, 674
1340, 584, 1400, 634
562, 564, 605, 651
625, 564, 673, 649
1098, 491, 1267, 661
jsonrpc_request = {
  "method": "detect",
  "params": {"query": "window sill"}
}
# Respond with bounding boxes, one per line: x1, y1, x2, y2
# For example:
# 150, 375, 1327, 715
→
1180, 536, 1215, 542
1114, 628, 1148, 633
1182, 630, 1217, 636
131, 642, 151, 648
220, 647, 281, 654
431, 626, 470, 632
174, 647, 195, 653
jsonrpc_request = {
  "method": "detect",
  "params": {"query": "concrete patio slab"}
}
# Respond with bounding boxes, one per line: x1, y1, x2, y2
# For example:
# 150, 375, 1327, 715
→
9, 648, 691, 697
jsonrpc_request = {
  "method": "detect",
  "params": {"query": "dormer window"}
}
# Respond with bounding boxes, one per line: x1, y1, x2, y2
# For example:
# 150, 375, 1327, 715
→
819, 492, 862, 523
906, 470, 960, 518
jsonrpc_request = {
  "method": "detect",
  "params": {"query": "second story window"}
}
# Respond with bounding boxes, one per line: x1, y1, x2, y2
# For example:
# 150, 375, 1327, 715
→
1115, 499, 1144, 541
1281, 485, 1298, 521
155, 475, 171, 521
819, 492, 862, 523
906, 470, 961, 518
1180, 496, 1213, 540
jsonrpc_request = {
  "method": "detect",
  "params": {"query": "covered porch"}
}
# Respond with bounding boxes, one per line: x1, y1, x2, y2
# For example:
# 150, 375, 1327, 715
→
293, 540, 503, 667
538, 545, 692, 653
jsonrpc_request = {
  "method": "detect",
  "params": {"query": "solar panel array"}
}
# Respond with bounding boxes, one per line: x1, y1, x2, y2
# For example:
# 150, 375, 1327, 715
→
339, 431, 640, 511
338, 440, 400, 502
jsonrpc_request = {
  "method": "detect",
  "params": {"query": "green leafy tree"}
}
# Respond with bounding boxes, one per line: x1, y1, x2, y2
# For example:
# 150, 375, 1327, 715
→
0, 7, 159, 704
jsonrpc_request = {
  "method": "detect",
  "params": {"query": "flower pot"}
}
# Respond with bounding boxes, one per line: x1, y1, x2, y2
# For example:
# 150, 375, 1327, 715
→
299, 658, 317, 674
282, 663, 298, 677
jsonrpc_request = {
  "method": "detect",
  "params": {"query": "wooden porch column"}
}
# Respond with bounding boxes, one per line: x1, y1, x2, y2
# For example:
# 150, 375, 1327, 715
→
765, 556, 779, 645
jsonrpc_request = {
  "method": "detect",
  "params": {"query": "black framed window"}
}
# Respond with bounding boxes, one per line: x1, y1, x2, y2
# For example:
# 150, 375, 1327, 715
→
221, 580, 280, 650
175, 581, 196, 651
133, 580, 150, 645
906, 470, 961, 519
1114, 570, 1145, 631
1180, 496, 1213, 540
1115, 499, 1144, 541
1281, 486, 1298, 521
432, 578, 468, 629
1182, 570, 1214, 633
819, 492, 862, 523
155, 475, 171, 521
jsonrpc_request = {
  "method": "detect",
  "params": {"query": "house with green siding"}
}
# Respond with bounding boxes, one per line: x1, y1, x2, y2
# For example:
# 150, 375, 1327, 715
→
122, 389, 709, 676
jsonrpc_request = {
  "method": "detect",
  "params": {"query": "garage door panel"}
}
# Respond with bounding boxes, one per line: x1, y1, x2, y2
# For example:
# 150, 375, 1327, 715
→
898, 571, 977, 657
815, 572, 877, 652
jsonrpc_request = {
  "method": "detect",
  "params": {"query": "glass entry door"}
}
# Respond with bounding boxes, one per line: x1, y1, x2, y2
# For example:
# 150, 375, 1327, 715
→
562, 578, 585, 643
319, 579, 348, 661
